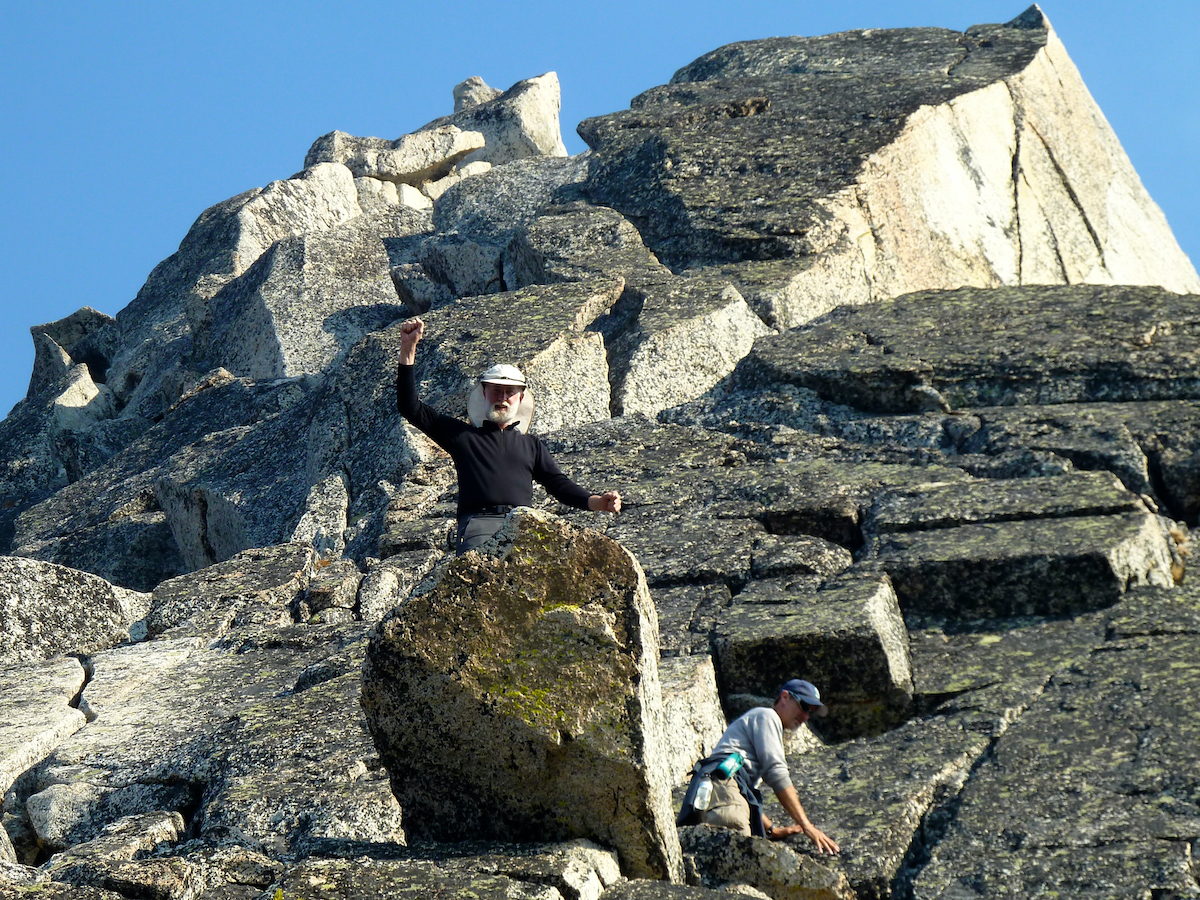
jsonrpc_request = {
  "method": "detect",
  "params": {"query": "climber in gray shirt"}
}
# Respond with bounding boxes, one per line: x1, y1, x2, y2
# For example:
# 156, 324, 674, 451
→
678, 679, 840, 854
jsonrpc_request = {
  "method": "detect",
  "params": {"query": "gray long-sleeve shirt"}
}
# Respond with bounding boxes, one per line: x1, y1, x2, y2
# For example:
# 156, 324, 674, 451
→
711, 706, 793, 794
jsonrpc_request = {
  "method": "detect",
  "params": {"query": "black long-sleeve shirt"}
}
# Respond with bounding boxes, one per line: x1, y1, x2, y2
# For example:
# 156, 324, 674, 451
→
396, 364, 592, 519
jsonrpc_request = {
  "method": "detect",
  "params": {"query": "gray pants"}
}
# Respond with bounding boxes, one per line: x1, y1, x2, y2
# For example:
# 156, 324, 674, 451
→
456, 515, 508, 555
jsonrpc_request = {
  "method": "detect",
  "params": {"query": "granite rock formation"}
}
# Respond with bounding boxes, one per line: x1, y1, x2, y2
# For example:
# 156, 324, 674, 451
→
3, 7, 1200, 899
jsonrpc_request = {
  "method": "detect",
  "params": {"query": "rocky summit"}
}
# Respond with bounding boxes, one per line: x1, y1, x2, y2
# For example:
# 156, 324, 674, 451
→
2, 7, 1200, 899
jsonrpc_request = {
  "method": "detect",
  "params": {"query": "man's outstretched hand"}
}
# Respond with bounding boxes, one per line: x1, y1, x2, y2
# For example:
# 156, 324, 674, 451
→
399, 318, 425, 365
588, 491, 622, 513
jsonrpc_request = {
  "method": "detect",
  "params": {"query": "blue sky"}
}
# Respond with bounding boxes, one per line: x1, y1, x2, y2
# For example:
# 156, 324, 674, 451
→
2, 1, 1197, 418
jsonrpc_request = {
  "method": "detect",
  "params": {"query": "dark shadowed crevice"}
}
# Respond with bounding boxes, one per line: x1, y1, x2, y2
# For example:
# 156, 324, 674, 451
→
67, 653, 97, 723
889, 733, 1000, 900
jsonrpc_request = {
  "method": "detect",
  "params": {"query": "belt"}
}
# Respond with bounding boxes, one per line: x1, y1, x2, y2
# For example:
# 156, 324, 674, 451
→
460, 505, 515, 521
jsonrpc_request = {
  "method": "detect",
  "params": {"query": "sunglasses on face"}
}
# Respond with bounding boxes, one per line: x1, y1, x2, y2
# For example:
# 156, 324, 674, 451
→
787, 691, 814, 713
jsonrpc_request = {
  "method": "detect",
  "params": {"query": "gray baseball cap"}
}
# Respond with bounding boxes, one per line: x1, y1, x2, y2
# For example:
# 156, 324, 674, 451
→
781, 678, 828, 716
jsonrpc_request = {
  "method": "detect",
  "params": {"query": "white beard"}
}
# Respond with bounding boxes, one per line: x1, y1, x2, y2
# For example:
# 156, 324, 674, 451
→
485, 405, 518, 427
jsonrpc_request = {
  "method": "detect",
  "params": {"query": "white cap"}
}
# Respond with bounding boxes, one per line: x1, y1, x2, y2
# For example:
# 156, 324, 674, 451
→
478, 364, 527, 387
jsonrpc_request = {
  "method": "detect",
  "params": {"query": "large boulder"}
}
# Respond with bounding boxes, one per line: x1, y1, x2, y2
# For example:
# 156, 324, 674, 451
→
0, 557, 149, 665
361, 509, 682, 880
678, 826, 853, 899
26, 307, 115, 400
116, 162, 363, 422
715, 572, 914, 740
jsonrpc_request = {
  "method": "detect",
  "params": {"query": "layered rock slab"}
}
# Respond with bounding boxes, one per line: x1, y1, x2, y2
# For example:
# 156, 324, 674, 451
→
0, 658, 87, 796
911, 630, 1200, 898
747, 284, 1200, 413
143, 541, 315, 639
265, 840, 620, 900
361, 510, 682, 880
864, 512, 1173, 618
678, 826, 853, 899
20, 622, 384, 857
0, 557, 149, 664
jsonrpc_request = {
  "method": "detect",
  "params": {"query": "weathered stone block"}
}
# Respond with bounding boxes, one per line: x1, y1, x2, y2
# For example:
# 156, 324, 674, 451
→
144, 542, 315, 639
866, 512, 1174, 618
0, 557, 149, 665
304, 126, 485, 184
608, 510, 763, 590
301, 559, 362, 624
714, 572, 913, 739
750, 534, 852, 580
678, 826, 853, 900
409, 278, 621, 434
434, 155, 589, 246
658, 655, 726, 785
42, 811, 187, 895
419, 72, 568, 167
419, 231, 504, 297
197, 209, 425, 379
361, 510, 682, 880
611, 279, 771, 419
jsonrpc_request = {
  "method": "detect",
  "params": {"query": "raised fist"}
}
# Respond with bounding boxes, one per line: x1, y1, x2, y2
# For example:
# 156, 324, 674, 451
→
399, 318, 425, 364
